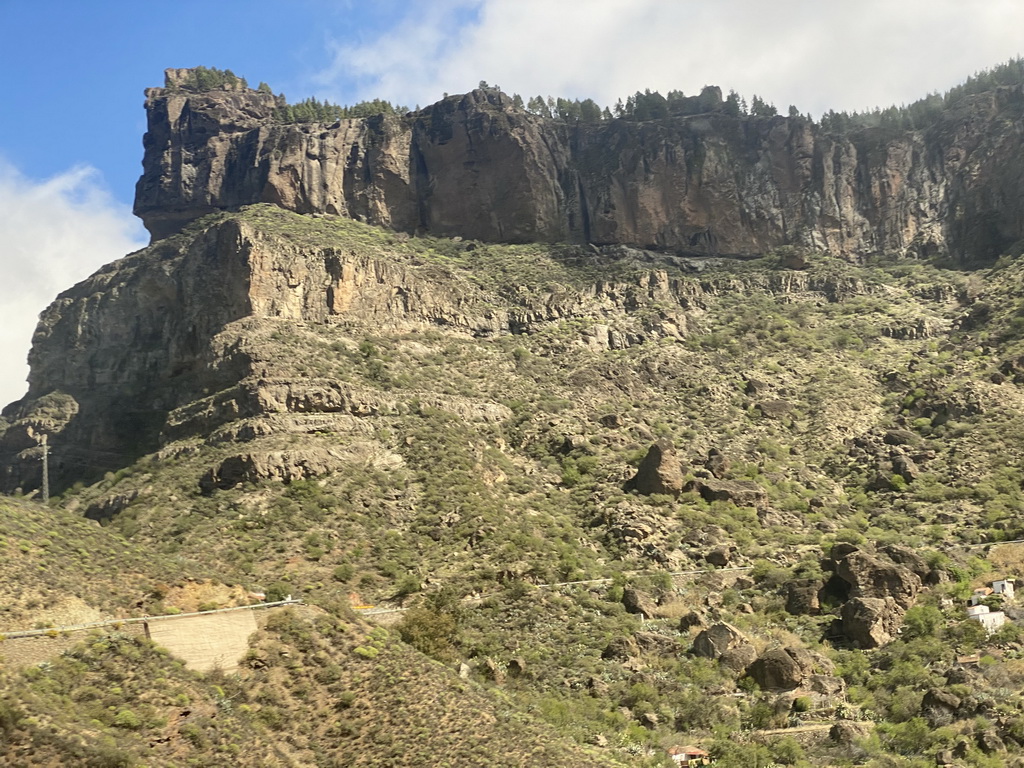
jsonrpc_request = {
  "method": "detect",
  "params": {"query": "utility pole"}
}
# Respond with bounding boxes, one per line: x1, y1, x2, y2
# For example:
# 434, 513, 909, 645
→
40, 434, 49, 503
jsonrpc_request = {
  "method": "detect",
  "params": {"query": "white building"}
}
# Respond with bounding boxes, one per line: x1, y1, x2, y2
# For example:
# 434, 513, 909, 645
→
992, 579, 1016, 601
969, 587, 993, 606
966, 603, 1006, 634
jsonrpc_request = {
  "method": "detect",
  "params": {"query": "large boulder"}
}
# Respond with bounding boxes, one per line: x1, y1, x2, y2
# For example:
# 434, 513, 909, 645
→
880, 544, 931, 581
625, 440, 684, 497
719, 643, 758, 675
602, 636, 639, 661
704, 448, 731, 478
705, 545, 734, 567
883, 429, 919, 446
692, 623, 748, 660
622, 588, 660, 617
809, 674, 847, 702
977, 729, 1006, 754
922, 687, 962, 725
679, 610, 707, 632
840, 596, 905, 648
747, 646, 815, 690
785, 579, 822, 616
833, 549, 921, 609
891, 452, 920, 483
830, 721, 872, 745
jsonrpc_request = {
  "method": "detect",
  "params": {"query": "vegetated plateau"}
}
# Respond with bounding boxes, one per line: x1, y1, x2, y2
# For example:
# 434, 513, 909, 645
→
6, 63, 1024, 766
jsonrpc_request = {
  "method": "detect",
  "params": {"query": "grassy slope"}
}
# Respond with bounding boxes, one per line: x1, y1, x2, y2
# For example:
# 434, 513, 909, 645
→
0, 496, 206, 631
13, 208, 1024, 764
0, 606, 632, 767
0, 497, 635, 766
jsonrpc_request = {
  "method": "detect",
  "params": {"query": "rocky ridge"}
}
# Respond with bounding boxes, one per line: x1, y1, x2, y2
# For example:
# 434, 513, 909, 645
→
137, 69, 1024, 264
0, 206, 886, 493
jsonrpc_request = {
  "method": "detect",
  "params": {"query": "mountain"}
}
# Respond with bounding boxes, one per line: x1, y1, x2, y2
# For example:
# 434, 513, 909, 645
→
135, 68, 1024, 264
6, 67, 1024, 766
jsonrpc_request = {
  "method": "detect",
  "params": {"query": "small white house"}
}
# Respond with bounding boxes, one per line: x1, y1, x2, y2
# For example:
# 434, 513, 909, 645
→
992, 578, 1016, 601
969, 587, 993, 606
667, 746, 710, 766
966, 603, 1007, 634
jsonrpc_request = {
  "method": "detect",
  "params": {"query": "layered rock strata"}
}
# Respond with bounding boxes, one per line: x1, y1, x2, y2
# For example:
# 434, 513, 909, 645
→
1, 209, 873, 492
136, 70, 1024, 264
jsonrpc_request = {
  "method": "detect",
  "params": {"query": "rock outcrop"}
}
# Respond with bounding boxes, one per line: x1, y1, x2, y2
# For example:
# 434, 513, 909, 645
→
833, 549, 921, 609
198, 449, 347, 493
840, 596, 906, 648
684, 477, 767, 508
747, 647, 814, 691
621, 588, 661, 617
136, 69, 1024, 265
810, 544, 926, 647
692, 623, 748, 660
0, 205, 878, 493
624, 440, 684, 497
785, 579, 822, 616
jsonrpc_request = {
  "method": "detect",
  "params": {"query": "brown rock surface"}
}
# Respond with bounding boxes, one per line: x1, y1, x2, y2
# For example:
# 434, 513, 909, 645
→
704, 447, 730, 478
199, 449, 345, 492
719, 643, 758, 674
840, 596, 905, 648
833, 548, 921, 609
622, 588, 661, 617
785, 579, 822, 615
684, 477, 767, 508
692, 623, 748, 660
625, 440, 684, 497
747, 646, 815, 690
135, 70, 1024, 269
678, 610, 707, 632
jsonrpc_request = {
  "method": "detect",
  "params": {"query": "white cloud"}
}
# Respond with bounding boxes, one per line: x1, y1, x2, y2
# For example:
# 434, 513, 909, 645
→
321, 0, 1024, 117
0, 160, 146, 409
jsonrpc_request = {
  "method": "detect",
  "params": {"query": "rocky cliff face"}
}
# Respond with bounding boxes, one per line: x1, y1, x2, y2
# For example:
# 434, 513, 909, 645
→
136, 70, 1024, 263
6, 68, 1021, 491
0, 205, 886, 492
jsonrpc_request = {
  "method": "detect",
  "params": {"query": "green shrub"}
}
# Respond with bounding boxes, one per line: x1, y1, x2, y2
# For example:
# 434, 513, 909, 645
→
332, 564, 355, 582
112, 708, 142, 729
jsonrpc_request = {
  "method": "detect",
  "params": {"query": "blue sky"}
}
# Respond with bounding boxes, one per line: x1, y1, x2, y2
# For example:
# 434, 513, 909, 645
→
0, 0, 436, 206
1, 0, 1022, 405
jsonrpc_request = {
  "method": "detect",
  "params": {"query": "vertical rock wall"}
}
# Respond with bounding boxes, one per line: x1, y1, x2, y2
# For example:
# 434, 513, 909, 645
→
134, 70, 1024, 263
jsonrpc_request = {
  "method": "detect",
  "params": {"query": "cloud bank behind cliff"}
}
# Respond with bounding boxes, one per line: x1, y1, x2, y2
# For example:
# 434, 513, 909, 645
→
0, 161, 146, 408
320, 0, 1024, 119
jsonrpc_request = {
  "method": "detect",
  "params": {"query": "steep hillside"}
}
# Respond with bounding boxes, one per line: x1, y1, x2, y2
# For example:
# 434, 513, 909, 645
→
0, 499, 637, 767
1, 605, 633, 767
8, 202, 1024, 762
11, 68, 1024, 766
0, 496, 204, 631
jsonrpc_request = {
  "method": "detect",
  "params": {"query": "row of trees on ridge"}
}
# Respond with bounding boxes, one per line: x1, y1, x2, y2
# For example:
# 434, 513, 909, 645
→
175, 58, 1024, 135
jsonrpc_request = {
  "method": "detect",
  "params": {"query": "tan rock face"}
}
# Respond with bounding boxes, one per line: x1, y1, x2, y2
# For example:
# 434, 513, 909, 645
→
2, 205, 873, 493
136, 72, 1024, 264
747, 646, 815, 691
834, 549, 921, 609
840, 596, 905, 648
